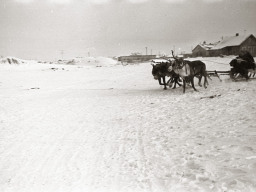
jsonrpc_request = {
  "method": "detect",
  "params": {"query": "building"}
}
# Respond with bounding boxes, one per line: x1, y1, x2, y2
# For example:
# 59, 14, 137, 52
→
192, 34, 256, 57
118, 54, 156, 63
182, 53, 192, 58
210, 34, 256, 56
192, 42, 217, 57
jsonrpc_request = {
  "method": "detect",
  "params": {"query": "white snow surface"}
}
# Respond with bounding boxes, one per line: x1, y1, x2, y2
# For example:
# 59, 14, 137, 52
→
0, 57, 256, 192
57, 56, 118, 67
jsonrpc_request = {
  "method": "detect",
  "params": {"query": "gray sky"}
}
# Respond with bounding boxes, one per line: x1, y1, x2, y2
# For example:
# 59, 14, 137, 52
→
0, 0, 256, 60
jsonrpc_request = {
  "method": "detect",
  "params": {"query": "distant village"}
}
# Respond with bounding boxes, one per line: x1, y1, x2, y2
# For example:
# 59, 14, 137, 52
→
118, 33, 256, 63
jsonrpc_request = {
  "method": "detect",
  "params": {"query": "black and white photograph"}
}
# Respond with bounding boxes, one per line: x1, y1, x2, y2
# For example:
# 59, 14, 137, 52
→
0, 0, 256, 191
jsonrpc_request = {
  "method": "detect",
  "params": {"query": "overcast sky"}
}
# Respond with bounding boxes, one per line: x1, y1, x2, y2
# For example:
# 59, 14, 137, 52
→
0, 0, 256, 60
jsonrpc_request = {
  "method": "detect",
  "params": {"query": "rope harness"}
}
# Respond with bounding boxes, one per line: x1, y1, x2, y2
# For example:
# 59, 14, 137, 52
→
175, 60, 189, 75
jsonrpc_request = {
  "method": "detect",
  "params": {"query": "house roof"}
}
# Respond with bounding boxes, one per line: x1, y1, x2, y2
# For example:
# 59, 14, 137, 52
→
201, 43, 216, 50
211, 34, 253, 50
151, 58, 169, 63
192, 43, 217, 52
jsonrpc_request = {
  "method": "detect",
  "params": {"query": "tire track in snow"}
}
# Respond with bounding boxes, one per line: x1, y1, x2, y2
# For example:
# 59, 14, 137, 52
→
109, 95, 155, 192
136, 123, 152, 192
119, 95, 162, 192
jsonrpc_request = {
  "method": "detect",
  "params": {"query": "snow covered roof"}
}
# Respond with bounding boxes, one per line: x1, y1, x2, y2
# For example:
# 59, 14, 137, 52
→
151, 58, 169, 63
212, 34, 252, 50
192, 42, 218, 52
201, 44, 216, 50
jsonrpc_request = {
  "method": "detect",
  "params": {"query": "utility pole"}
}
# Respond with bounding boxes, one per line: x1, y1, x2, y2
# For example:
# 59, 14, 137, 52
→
145, 47, 148, 55
61, 50, 64, 60
151, 49, 152, 55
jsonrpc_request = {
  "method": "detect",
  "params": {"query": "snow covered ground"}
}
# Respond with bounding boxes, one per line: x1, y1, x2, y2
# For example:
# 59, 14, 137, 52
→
0, 56, 256, 192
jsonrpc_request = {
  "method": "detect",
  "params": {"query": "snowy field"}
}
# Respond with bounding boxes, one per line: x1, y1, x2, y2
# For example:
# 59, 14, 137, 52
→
0, 56, 256, 192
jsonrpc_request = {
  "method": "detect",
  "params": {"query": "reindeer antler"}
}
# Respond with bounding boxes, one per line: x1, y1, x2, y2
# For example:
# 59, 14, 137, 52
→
171, 50, 174, 57
171, 50, 177, 60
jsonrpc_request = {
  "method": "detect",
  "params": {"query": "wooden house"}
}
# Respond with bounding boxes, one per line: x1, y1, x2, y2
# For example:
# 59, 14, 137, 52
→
192, 42, 216, 57
192, 34, 256, 57
209, 34, 256, 57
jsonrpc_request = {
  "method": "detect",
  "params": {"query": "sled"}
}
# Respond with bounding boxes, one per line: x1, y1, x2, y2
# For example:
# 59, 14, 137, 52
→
206, 70, 230, 82
207, 69, 256, 81
229, 68, 256, 81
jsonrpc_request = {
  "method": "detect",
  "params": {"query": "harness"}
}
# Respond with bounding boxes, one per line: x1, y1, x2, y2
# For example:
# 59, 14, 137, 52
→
175, 60, 189, 75
176, 59, 185, 69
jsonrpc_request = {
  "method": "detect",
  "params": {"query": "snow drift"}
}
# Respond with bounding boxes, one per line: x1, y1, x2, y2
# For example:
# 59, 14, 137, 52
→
59, 56, 118, 67
0, 57, 24, 65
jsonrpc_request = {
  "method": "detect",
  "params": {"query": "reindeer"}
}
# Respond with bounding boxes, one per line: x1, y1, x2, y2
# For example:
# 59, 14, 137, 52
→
168, 51, 208, 93
151, 61, 182, 90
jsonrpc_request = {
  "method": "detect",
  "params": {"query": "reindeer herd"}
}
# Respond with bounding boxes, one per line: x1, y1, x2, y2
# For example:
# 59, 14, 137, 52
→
152, 51, 209, 93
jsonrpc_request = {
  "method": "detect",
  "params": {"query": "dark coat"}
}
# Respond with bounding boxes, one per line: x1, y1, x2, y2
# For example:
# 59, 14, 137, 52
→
229, 58, 255, 79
